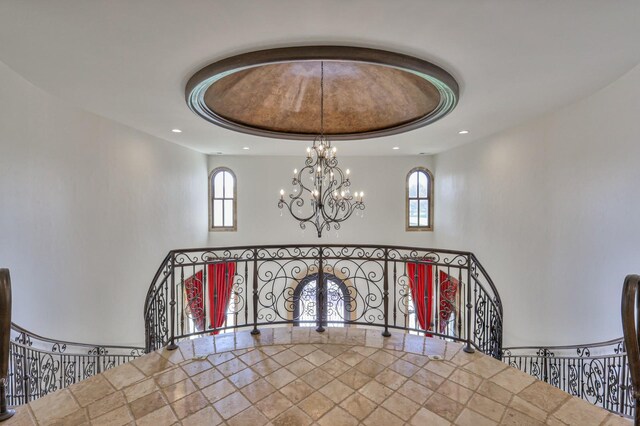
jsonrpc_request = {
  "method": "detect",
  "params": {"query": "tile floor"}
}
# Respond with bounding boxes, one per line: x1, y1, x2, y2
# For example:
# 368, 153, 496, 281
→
4, 327, 631, 425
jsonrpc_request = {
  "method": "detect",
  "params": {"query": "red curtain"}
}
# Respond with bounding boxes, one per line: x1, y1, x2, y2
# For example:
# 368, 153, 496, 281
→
184, 271, 205, 331
207, 262, 236, 334
407, 262, 433, 332
438, 271, 459, 334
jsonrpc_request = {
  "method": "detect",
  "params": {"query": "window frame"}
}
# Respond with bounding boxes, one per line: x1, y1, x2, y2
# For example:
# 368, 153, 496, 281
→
209, 167, 237, 232
406, 167, 434, 232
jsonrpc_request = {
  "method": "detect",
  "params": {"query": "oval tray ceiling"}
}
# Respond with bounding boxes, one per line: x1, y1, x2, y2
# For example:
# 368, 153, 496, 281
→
186, 46, 459, 140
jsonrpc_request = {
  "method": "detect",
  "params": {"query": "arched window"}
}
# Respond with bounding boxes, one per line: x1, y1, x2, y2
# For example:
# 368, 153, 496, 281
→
293, 274, 350, 327
209, 167, 236, 231
406, 167, 433, 231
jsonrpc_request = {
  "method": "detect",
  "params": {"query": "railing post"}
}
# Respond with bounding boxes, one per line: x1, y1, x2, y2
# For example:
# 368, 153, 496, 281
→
167, 254, 178, 350
0, 269, 16, 421
463, 256, 475, 354
316, 247, 325, 333
251, 250, 260, 335
382, 250, 391, 337
621, 274, 640, 424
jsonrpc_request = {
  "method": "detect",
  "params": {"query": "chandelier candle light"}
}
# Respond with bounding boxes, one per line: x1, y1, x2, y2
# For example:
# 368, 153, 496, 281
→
278, 62, 365, 237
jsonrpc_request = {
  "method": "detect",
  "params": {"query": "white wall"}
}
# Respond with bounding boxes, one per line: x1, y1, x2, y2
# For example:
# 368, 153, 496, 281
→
206, 155, 436, 247
0, 61, 208, 346
434, 64, 640, 347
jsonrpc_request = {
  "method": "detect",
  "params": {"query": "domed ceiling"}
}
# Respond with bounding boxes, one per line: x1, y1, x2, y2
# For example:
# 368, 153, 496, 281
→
0, 1, 639, 155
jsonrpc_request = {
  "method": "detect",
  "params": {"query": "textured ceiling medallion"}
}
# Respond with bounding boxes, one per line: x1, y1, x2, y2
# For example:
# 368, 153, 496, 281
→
186, 46, 459, 140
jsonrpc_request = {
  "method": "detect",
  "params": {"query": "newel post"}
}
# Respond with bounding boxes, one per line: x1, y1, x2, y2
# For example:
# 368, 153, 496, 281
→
0, 269, 15, 421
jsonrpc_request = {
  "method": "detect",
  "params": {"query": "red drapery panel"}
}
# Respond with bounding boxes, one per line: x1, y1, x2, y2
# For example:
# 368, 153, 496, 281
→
207, 262, 236, 334
438, 271, 459, 334
184, 271, 205, 331
407, 262, 433, 331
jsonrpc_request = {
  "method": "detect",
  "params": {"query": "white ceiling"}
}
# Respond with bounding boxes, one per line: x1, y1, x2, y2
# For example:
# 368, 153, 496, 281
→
1, 1, 639, 156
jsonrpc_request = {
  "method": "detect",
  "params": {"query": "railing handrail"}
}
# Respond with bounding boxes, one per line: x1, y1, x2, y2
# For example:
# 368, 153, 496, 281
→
9, 322, 144, 353
503, 336, 624, 352
621, 274, 640, 425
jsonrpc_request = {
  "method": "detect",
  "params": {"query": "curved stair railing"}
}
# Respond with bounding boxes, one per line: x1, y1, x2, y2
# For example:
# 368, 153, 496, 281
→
501, 337, 633, 418
622, 274, 640, 425
143, 245, 504, 358
501, 274, 640, 420
0, 269, 144, 409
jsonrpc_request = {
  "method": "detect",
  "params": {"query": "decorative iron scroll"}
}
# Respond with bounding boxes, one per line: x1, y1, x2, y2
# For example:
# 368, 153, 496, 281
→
6, 324, 143, 406
501, 338, 633, 418
144, 244, 503, 361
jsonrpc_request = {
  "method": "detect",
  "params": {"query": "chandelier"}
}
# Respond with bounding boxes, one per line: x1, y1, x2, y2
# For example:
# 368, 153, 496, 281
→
278, 62, 365, 238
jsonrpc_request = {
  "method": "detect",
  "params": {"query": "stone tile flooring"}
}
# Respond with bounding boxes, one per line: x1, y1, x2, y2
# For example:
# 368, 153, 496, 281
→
5, 327, 631, 425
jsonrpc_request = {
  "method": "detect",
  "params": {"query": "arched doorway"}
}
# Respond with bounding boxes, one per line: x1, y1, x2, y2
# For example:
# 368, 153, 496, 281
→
293, 273, 350, 327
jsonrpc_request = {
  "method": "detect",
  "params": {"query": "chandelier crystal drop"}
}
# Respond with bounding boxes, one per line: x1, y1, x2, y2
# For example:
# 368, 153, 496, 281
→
278, 62, 365, 238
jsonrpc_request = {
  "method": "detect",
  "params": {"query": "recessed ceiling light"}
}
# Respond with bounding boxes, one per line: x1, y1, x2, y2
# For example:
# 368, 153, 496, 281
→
171, 129, 182, 133
458, 130, 469, 134
243, 147, 250, 150
392, 147, 400, 150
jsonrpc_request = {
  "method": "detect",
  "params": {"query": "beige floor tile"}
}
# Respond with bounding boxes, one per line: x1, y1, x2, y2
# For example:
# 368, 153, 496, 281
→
375, 368, 406, 390
91, 404, 133, 426
476, 380, 512, 405
280, 378, 315, 403
455, 408, 497, 426
129, 390, 166, 420
413, 367, 447, 390
68, 374, 115, 407
369, 349, 397, 366
191, 366, 224, 389
131, 352, 173, 376
213, 391, 251, 419
518, 381, 570, 412
228, 366, 260, 388
409, 407, 451, 426
425, 359, 456, 377
490, 366, 536, 394
362, 406, 404, 426
29, 389, 80, 424
265, 367, 297, 388
462, 355, 507, 379
207, 351, 235, 366
380, 392, 420, 421
181, 359, 214, 377
424, 392, 464, 422
255, 391, 293, 419
437, 380, 474, 404
354, 358, 386, 377
253, 358, 282, 376
162, 378, 197, 403
448, 368, 484, 390
201, 378, 235, 403
239, 348, 269, 366
509, 395, 548, 422
227, 406, 269, 426
339, 392, 376, 420
389, 358, 420, 377
123, 377, 158, 403
358, 380, 394, 404
466, 393, 506, 422
301, 368, 333, 389
181, 406, 222, 426
306, 349, 333, 366
317, 406, 359, 426
86, 391, 126, 419
337, 368, 371, 389
553, 396, 609, 425
320, 358, 350, 376
217, 358, 248, 377
170, 390, 209, 419
397, 379, 432, 404
500, 407, 544, 426
240, 377, 277, 403
102, 362, 146, 390
290, 344, 317, 357
298, 391, 335, 420
336, 349, 366, 366
286, 358, 315, 376
319, 379, 354, 403
136, 405, 177, 426
272, 406, 313, 426
272, 348, 301, 366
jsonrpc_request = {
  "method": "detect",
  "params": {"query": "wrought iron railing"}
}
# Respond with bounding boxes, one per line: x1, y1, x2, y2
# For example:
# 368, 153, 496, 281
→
6, 323, 144, 406
502, 338, 634, 418
621, 274, 640, 425
144, 245, 503, 358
